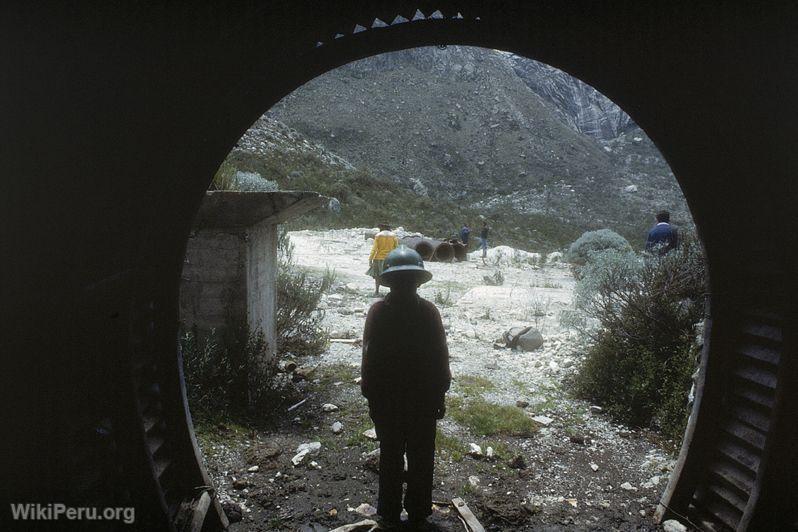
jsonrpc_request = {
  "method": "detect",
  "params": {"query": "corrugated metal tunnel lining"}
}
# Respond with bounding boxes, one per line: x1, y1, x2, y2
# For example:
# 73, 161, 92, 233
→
4, 2, 797, 531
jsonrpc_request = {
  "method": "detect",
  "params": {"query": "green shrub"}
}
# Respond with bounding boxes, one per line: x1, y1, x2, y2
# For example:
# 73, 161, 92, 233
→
276, 230, 335, 355
181, 323, 297, 417
565, 229, 632, 266
573, 233, 706, 440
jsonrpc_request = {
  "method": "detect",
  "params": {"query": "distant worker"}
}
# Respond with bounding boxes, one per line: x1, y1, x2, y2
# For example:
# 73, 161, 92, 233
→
479, 221, 489, 262
459, 223, 471, 247
645, 210, 679, 255
367, 222, 399, 297
361, 246, 451, 531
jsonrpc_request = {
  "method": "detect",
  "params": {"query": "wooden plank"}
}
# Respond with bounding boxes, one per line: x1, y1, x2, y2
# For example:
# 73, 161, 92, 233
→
189, 491, 211, 532
452, 497, 485, 532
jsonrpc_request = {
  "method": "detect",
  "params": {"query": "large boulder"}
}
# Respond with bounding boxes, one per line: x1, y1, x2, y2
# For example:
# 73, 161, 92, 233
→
502, 326, 531, 348
502, 326, 544, 351
517, 329, 544, 351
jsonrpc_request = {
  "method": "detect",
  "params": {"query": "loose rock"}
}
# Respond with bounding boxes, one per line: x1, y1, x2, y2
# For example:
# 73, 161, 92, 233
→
468, 443, 483, 458
508, 455, 527, 469
331, 422, 343, 434
620, 482, 636, 491
662, 519, 688, 532
516, 400, 530, 408
517, 328, 544, 351
322, 403, 339, 412
354, 503, 377, 516
363, 428, 377, 440
221, 501, 243, 524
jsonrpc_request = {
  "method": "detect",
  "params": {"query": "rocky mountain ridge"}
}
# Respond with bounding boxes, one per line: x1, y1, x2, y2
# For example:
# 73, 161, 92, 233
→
229, 46, 690, 247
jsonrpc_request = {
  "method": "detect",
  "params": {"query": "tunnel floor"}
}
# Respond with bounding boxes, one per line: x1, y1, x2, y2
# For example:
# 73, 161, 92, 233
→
195, 228, 679, 531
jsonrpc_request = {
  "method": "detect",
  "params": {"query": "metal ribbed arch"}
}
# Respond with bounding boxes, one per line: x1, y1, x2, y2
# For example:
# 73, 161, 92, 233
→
5, 3, 796, 531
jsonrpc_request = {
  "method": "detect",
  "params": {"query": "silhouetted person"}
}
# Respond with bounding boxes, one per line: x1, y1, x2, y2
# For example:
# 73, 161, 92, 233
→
367, 222, 399, 297
646, 210, 679, 255
361, 246, 451, 530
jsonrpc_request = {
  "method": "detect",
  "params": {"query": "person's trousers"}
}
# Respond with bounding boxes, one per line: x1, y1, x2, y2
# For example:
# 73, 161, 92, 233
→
373, 416, 437, 522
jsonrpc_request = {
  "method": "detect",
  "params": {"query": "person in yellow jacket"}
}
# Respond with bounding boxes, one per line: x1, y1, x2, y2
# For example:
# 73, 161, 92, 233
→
367, 223, 399, 296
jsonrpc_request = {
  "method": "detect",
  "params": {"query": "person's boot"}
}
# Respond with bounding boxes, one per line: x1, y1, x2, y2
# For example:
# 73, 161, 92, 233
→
375, 515, 401, 530
404, 517, 436, 531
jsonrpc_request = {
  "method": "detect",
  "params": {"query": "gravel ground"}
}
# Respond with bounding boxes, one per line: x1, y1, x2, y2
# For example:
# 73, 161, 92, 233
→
197, 228, 683, 531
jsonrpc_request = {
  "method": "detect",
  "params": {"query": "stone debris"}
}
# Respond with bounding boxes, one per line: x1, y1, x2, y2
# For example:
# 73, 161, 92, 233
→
468, 443, 483, 458
245, 443, 281, 465
515, 400, 530, 408
331, 421, 343, 434
569, 434, 590, 445
486, 446, 495, 459
468, 475, 481, 487
322, 403, 339, 412
662, 519, 688, 532
362, 448, 380, 472
292, 366, 315, 382
354, 503, 377, 516
590, 463, 599, 472
292, 442, 322, 466
297, 441, 322, 454
642, 475, 662, 488
221, 501, 243, 523
620, 482, 636, 491
231, 478, 249, 490
309, 461, 321, 470
363, 428, 377, 440
508, 455, 527, 469
246, 465, 259, 473
532, 415, 553, 426
589, 405, 603, 414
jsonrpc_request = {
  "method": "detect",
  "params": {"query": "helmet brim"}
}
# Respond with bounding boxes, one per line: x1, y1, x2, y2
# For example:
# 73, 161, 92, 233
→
380, 265, 433, 286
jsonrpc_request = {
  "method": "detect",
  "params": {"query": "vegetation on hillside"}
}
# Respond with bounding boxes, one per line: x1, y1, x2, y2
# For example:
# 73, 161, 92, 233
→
220, 148, 587, 251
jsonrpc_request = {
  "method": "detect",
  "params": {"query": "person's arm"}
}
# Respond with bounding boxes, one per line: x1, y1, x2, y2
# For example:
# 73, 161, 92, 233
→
361, 302, 380, 399
428, 304, 451, 418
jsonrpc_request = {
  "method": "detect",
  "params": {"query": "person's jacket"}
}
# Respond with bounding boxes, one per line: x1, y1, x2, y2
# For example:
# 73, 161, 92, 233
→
368, 230, 399, 261
361, 294, 451, 419
645, 222, 678, 254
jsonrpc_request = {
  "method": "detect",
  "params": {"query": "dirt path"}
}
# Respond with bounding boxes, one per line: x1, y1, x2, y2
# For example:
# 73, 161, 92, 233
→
198, 228, 678, 531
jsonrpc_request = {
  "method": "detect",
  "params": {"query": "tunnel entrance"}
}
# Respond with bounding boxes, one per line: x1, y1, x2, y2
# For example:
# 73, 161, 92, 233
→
182, 45, 701, 530
7, 4, 796, 532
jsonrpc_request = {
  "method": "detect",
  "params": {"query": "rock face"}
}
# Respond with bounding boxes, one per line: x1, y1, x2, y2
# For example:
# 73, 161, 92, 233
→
506, 54, 635, 140
266, 45, 690, 237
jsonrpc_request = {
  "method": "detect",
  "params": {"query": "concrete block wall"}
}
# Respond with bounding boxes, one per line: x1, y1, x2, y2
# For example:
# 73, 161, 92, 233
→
179, 229, 247, 333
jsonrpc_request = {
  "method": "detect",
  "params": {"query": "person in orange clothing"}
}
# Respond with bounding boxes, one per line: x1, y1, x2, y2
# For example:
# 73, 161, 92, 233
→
366, 223, 399, 297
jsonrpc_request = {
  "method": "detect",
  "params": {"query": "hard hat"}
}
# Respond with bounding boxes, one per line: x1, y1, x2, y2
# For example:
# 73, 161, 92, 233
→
380, 245, 433, 286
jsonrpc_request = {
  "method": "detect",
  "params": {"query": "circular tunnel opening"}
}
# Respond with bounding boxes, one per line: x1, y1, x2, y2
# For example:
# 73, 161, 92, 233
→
181, 42, 704, 531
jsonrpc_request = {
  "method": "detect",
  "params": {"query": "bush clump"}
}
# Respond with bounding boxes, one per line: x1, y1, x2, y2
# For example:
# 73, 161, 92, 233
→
181, 323, 297, 417
565, 229, 633, 266
572, 233, 706, 441
276, 229, 335, 356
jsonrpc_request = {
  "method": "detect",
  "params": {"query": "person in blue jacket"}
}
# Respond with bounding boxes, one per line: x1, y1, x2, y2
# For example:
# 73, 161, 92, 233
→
646, 210, 679, 254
